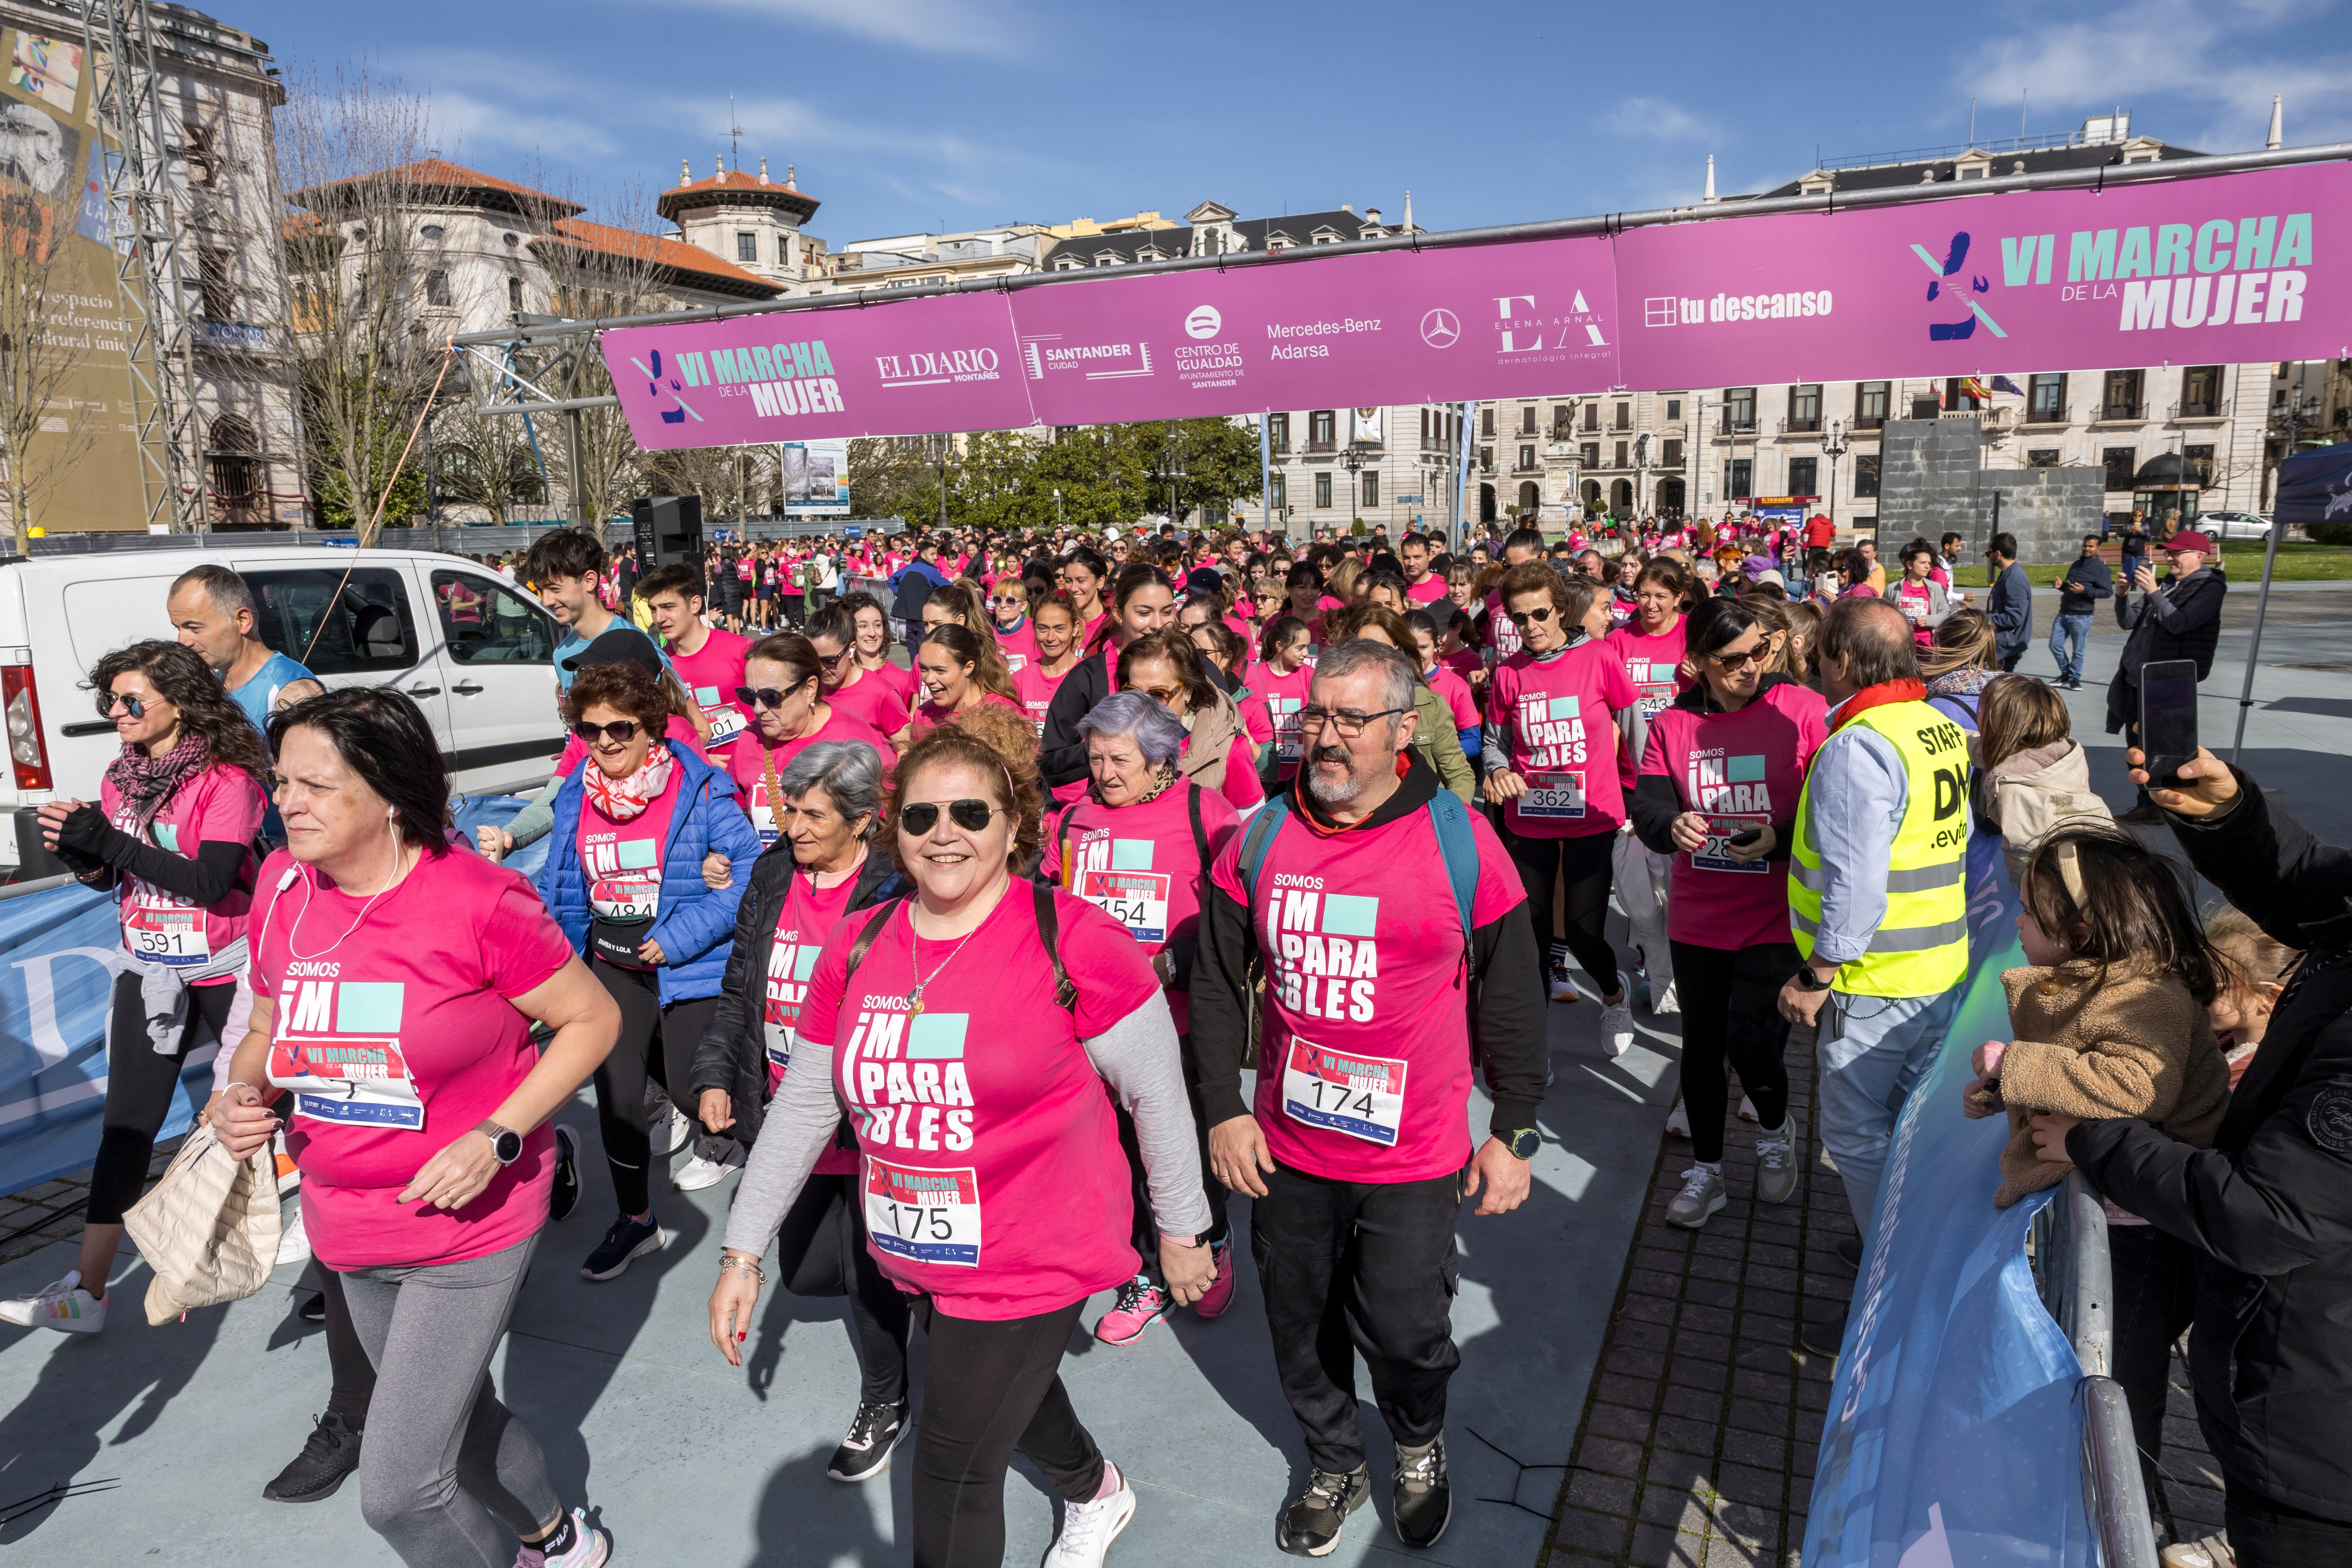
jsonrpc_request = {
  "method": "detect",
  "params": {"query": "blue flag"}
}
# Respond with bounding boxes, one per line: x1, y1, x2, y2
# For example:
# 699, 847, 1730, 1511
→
2272, 441, 2352, 528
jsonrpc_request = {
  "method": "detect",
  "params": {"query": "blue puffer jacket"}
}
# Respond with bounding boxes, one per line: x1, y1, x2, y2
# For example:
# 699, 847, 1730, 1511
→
536, 746, 762, 1004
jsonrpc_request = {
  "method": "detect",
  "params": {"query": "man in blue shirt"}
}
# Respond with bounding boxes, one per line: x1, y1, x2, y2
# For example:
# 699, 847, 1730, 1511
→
524, 529, 627, 692
168, 564, 322, 730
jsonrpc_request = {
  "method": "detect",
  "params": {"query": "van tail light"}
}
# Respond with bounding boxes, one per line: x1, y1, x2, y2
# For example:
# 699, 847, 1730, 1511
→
2, 657, 51, 790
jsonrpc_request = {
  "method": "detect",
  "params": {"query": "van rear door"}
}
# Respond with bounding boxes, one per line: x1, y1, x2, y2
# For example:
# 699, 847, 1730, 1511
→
420, 566, 565, 794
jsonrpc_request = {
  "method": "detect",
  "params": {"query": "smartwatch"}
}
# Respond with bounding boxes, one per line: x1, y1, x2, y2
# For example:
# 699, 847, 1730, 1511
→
1790, 967, 1834, 993
475, 1119, 523, 1165
1498, 1127, 1541, 1161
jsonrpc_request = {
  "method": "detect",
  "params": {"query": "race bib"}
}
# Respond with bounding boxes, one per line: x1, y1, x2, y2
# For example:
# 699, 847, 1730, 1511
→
864, 1157, 982, 1267
745, 778, 778, 845
763, 943, 820, 1068
1692, 812, 1771, 874
1003, 651, 1028, 674
123, 898, 209, 966
1075, 866, 1172, 944
1269, 697, 1303, 761
268, 1019, 425, 1133
1281, 1037, 1407, 1146
1636, 662, 1679, 719
697, 688, 747, 747
588, 837, 662, 922
1520, 770, 1587, 821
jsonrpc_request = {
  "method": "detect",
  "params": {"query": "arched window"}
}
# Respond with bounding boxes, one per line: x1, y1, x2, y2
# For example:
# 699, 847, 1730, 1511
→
1516, 480, 1540, 516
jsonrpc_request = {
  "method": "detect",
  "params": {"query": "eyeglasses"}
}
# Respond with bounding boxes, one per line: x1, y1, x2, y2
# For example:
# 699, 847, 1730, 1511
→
815, 645, 857, 666
1131, 684, 1183, 705
989, 594, 1027, 609
1504, 605, 1557, 626
734, 684, 808, 710
1298, 705, 1408, 736
1706, 643, 1772, 671
898, 798, 1000, 835
572, 719, 641, 743
105, 694, 148, 719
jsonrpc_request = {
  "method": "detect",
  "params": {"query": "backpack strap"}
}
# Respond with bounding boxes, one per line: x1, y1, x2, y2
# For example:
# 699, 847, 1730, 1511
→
1048, 799, 1083, 887
1187, 782, 1210, 870
1235, 794, 1293, 917
1030, 882, 1076, 1010
1422, 790, 1479, 951
843, 898, 902, 984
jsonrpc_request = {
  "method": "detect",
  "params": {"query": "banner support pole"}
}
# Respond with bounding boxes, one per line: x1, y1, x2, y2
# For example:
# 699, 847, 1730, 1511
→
1260, 412, 1272, 539
1455, 401, 1474, 550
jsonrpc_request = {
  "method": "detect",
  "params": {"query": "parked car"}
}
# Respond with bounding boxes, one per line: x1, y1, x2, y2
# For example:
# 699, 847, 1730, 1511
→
2192, 510, 2276, 540
0, 544, 566, 873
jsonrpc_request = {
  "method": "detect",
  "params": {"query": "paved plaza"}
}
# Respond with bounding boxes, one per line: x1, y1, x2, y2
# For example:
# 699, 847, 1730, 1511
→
0, 581, 2343, 1566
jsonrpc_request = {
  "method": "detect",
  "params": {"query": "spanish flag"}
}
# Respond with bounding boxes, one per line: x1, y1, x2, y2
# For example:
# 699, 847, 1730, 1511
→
1961, 375, 1994, 403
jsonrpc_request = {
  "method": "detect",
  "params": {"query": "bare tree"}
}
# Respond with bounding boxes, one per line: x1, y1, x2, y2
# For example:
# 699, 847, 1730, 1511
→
431, 396, 547, 522
0, 190, 101, 548
271, 65, 444, 543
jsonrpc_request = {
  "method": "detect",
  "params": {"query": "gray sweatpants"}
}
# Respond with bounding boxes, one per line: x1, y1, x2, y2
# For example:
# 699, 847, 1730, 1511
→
337, 1234, 561, 1568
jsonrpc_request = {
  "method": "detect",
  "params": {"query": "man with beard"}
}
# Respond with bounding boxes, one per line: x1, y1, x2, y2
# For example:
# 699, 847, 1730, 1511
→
1190, 637, 1549, 1556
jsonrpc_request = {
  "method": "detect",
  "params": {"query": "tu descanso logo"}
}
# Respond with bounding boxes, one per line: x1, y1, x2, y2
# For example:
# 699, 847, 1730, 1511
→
1912, 231, 2009, 342
627, 348, 703, 426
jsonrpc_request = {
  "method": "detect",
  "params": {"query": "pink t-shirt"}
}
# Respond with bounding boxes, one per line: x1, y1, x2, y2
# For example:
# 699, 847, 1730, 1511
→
911, 690, 1024, 738
1483, 590, 1524, 660
798, 886, 1160, 1319
577, 770, 680, 945
1638, 682, 1829, 949
1041, 783, 1241, 1033
668, 626, 755, 753
1210, 803, 1526, 1182
253, 848, 573, 1269
1427, 665, 1479, 731
1186, 732, 1264, 810
728, 710, 897, 845
1012, 659, 1071, 737
764, 865, 864, 1175
1239, 662, 1313, 781
1441, 646, 1483, 689
862, 660, 919, 715
1889, 577, 1939, 647
1606, 618, 1694, 722
1487, 642, 1641, 838
826, 669, 909, 737
101, 761, 265, 977
993, 618, 1039, 674
1405, 573, 1449, 605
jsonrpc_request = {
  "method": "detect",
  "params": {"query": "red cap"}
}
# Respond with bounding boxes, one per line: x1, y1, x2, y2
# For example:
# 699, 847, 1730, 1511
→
2166, 530, 2214, 554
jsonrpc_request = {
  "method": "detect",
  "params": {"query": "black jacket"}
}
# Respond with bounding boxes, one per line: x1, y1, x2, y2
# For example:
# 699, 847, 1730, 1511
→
1628, 674, 1801, 884
1188, 752, 1550, 1139
1986, 561, 2033, 661
2056, 553, 2113, 617
2104, 566, 2226, 733
2069, 775, 2352, 1520
1038, 645, 1116, 789
693, 838, 907, 1147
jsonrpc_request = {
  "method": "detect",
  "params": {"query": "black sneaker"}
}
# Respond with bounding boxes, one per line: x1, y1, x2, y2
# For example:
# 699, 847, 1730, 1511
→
262, 1410, 361, 1503
580, 1214, 666, 1281
550, 1126, 581, 1223
1278, 1465, 1369, 1557
1392, 1435, 1452, 1549
826, 1398, 909, 1482
298, 1291, 326, 1324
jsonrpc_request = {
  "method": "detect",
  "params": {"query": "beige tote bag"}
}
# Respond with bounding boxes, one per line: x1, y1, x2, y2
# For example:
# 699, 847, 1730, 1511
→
121, 1123, 283, 1326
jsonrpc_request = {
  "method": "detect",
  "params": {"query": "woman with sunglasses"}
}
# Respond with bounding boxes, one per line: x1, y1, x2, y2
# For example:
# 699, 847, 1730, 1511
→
537, 659, 763, 1256
1481, 565, 1643, 1048
987, 577, 1040, 673
1629, 597, 1824, 1230
5, 641, 269, 1336
901, 625, 1023, 747
728, 633, 895, 849
694, 740, 919, 1483
1040, 563, 1178, 801
1013, 591, 1083, 739
712, 713, 1212, 1568
1115, 631, 1261, 812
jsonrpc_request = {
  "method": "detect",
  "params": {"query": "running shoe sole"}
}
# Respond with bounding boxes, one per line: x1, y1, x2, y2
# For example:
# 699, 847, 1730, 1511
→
1666, 1188, 1727, 1229
1394, 1486, 1452, 1550
580, 1226, 666, 1281
1093, 1299, 1174, 1346
829, 1415, 911, 1483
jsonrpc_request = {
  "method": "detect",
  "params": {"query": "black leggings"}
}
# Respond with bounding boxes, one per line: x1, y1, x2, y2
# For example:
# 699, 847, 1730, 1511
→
771, 1172, 913, 1405
2107, 1223, 2195, 1491
88, 969, 239, 1225
1666, 940, 1797, 1163
1502, 827, 1620, 995
907, 1294, 1103, 1568
315, 1262, 379, 1429
1116, 1032, 1228, 1275
588, 959, 719, 1216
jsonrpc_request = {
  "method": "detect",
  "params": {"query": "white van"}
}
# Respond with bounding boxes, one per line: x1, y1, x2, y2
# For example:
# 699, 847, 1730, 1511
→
0, 544, 567, 872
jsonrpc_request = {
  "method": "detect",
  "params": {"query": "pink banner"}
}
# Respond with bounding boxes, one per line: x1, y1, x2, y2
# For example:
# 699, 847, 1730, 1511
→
1004, 235, 1623, 424
1614, 162, 2350, 389
599, 291, 1030, 451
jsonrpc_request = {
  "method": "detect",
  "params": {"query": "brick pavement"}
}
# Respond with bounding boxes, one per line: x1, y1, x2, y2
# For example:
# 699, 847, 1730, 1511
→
0, 1139, 179, 1269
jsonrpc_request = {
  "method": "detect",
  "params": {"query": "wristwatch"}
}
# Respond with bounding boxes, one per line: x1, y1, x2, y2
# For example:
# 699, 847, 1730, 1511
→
1790, 967, 1835, 993
475, 1119, 523, 1165
1498, 1127, 1541, 1161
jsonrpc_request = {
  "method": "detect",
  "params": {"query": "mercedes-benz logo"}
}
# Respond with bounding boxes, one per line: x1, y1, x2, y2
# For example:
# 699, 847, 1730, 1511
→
1419, 308, 1460, 348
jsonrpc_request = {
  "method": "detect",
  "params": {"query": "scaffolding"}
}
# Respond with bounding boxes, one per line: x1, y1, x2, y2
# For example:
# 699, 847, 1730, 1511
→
80, 0, 204, 530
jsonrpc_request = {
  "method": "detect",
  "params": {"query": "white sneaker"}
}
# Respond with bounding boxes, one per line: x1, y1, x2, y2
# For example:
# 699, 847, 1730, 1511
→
1650, 979, 1679, 1016
1664, 1099, 1692, 1138
1045, 1467, 1137, 1567
276, 1202, 312, 1265
1666, 1166, 1727, 1229
674, 1137, 744, 1192
1737, 1094, 1759, 1122
1755, 1127, 1800, 1204
0, 1269, 106, 1333
1599, 971, 1636, 1057
651, 1104, 694, 1159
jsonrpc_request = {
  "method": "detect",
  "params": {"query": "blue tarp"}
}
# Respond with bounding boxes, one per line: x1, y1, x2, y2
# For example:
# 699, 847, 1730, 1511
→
0, 792, 545, 1198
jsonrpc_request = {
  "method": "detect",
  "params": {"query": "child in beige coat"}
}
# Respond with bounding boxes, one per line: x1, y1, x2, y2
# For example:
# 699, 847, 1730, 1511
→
1971, 674, 2114, 888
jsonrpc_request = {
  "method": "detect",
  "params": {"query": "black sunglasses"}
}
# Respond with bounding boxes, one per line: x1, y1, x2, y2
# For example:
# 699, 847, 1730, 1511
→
106, 694, 148, 719
898, 799, 1000, 835
572, 719, 641, 743
1505, 605, 1557, 626
734, 683, 808, 710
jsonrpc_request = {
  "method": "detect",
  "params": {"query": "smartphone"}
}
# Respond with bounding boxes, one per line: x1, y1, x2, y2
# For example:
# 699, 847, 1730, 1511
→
2140, 658, 2200, 788
1728, 827, 1765, 848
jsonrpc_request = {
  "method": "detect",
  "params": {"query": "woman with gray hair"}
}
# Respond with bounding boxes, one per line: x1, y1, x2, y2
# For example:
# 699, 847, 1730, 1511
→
694, 740, 916, 1482
1040, 688, 1247, 1346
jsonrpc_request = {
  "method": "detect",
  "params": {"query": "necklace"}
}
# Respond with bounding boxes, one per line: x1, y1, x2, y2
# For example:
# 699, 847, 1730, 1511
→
905, 923, 978, 1017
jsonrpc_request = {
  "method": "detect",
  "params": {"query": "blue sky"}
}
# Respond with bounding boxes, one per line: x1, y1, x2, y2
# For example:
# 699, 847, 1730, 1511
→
231, 0, 2349, 244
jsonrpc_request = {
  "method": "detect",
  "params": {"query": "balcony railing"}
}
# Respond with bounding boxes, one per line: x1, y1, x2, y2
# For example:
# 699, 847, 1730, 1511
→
2174, 398, 2231, 420
2023, 404, 2068, 425
1852, 413, 1887, 431
1717, 414, 1759, 435
2095, 403, 2144, 422
1780, 416, 1823, 435
1304, 438, 1337, 454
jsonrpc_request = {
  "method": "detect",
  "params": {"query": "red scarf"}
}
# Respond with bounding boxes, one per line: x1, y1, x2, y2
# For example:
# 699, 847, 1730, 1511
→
583, 744, 675, 821
1828, 679, 1927, 734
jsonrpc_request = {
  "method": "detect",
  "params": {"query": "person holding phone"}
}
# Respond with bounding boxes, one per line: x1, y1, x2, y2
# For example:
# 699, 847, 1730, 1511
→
2106, 530, 2225, 823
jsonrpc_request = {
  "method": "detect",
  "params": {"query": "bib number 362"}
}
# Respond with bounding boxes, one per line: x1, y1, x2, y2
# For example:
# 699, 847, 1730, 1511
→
1519, 770, 1587, 821
1281, 1037, 1407, 1146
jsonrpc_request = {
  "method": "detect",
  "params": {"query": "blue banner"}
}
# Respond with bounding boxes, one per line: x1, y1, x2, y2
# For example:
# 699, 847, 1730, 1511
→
1804, 902, 2098, 1566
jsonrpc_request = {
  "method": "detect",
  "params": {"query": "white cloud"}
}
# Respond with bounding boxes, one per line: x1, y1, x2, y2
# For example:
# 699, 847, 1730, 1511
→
665, 0, 1026, 58
433, 88, 621, 162
1616, 97, 1715, 144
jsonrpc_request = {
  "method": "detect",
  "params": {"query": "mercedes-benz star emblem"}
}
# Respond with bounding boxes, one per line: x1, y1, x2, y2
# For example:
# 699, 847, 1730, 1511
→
1419, 308, 1460, 348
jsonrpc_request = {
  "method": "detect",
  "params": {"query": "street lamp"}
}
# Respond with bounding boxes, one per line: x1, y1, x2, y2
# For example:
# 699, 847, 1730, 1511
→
1343, 443, 1365, 533
1822, 419, 1850, 534
1052, 486, 1063, 530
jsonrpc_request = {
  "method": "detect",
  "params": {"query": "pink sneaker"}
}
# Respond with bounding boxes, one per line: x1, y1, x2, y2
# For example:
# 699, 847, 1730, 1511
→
1194, 1238, 1237, 1319
1093, 1275, 1172, 1345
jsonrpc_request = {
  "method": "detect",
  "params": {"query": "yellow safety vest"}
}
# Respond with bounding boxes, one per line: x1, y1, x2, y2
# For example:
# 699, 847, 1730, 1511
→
1789, 699, 1970, 999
